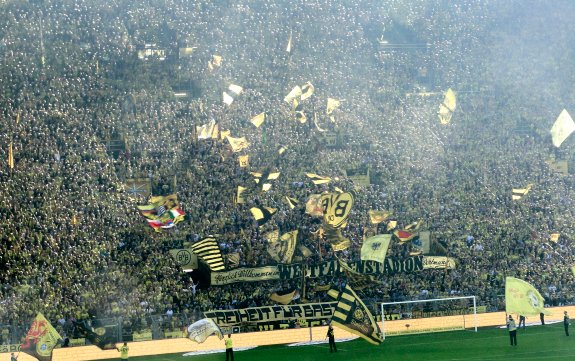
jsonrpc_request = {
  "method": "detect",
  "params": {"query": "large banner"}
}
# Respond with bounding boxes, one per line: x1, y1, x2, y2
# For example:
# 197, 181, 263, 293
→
211, 257, 425, 285
211, 266, 280, 286
277, 256, 424, 279
204, 302, 337, 326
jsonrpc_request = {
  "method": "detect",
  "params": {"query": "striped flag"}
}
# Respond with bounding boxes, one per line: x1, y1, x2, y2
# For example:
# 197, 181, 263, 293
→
328, 285, 383, 345
191, 237, 225, 271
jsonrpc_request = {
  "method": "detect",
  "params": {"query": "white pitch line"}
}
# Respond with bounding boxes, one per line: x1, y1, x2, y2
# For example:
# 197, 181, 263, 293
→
182, 346, 257, 357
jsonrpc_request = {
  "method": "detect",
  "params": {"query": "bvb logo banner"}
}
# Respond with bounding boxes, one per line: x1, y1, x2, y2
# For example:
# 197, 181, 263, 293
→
321, 192, 354, 228
169, 249, 199, 271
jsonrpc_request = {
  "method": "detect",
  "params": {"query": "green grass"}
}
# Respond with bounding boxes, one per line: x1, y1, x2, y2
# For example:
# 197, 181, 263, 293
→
95, 323, 575, 361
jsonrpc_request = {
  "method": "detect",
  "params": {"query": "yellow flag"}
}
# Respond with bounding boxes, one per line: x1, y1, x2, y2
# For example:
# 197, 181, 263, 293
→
443, 88, 456, 112
550, 233, 560, 243
505, 277, 550, 316
438, 104, 453, 125
285, 196, 299, 209
238, 155, 249, 168
512, 184, 533, 200
550, 109, 575, 147
8, 141, 14, 169
21, 313, 62, 361
326, 98, 341, 115
226, 135, 249, 152
306, 173, 331, 185
331, 238, 351, 251
250, 206, 277, 226
301, 82, 314, 100
284, 86, 302, 103
268, 230, 298, 263
220, 129, 231, 140
250, 112, 266, 128
369, 210, 391, 224
361, 234, 391, 262
235, 186, 247, 204
271, 290, 298, 305
211, 123, 220, 139
438, 88, 456, 125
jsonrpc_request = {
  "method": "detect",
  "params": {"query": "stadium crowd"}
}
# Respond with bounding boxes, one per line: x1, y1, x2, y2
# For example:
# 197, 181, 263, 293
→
2, 0, 575, 343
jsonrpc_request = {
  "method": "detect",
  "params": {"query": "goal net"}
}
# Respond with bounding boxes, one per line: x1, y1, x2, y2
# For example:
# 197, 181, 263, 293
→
380, 296, 477, 339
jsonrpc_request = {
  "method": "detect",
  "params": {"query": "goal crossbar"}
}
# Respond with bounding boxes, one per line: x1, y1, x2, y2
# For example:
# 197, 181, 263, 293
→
380, 296, 477, 340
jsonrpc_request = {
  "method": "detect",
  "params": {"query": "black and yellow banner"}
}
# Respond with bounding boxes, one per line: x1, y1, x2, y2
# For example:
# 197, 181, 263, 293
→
169, 249, 199, 271
191, 237, 225, 271
250, 206, 277, 226
75, 320, 116, 350
321, 192, 354, 228
210, 256, 424, 285
277, 256, 424, 280
204, 302, 336, 326
328, 285, 383, 345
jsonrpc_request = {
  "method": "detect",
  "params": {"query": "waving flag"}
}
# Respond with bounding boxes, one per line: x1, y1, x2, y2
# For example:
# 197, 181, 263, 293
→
438, 88, 456, 125
505, 277, 550, 316
328, 285, 383, 345
188, 319, 223, 343
21, 313, 62, 361
512, 184, 533, 200
250, 206, 277, 226
137, 194, 185, 231
361, 234, 392, 263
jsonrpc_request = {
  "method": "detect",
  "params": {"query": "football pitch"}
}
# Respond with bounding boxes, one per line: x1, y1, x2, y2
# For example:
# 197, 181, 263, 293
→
91, 323, 575, 361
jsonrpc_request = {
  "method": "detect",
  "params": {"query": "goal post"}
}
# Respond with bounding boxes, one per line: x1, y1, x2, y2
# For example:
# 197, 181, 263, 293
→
380, 296, 477, 339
